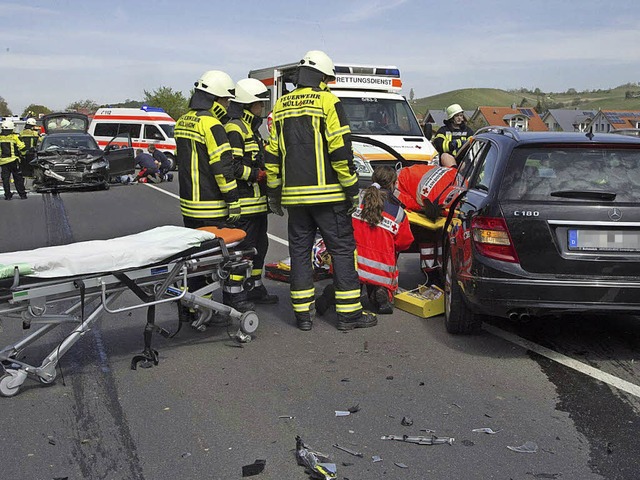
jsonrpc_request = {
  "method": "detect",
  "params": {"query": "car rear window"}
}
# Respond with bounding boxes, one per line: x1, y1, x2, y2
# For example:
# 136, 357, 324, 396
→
500, 146, 640, 202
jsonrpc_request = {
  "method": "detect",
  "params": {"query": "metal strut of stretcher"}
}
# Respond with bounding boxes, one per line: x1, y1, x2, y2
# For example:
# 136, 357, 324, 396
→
0, 226, 258, 397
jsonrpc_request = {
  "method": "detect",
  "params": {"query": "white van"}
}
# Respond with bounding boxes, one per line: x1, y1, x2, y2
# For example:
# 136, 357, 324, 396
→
89, 106, 177, 169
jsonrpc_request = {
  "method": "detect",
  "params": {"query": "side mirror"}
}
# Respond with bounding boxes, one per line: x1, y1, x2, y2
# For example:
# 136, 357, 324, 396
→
422, 123, 433, 140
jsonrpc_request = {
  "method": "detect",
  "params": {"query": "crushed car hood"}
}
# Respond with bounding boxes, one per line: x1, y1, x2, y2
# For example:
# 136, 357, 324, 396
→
35, 149, 104, 165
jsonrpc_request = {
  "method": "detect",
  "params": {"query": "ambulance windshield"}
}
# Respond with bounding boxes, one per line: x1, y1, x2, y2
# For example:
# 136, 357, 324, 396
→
340, 97, 423, 136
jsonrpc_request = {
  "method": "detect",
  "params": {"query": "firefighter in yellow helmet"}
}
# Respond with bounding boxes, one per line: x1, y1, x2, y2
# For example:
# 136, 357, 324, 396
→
175, 70, 251, 312
19, 117, 41, 177
225, 78, 278, 305
264, 50, 377, 331
432, 104, 474, 167
0, 119, 28, 200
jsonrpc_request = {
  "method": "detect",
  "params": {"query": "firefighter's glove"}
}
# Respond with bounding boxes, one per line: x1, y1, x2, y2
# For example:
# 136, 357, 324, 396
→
347, 194, 359, 215
267, 190, 284, 216
255, 169, 267, 184
227, 201, 242, 224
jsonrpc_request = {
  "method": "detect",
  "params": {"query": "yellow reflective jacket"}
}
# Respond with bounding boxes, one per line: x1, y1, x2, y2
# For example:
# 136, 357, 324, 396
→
0, 133, 26, 166
175, 103, 239, 219
264, 84, 359, 206
225, 109, 268, 216
19, 128, 40, 150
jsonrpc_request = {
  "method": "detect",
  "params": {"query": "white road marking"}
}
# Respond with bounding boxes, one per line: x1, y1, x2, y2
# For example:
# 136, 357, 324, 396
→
145, 183, 290, 247
484, 324, 640, 399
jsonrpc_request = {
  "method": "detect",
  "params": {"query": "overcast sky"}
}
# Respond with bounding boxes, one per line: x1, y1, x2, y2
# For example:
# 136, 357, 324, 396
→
2, 0, 640, 115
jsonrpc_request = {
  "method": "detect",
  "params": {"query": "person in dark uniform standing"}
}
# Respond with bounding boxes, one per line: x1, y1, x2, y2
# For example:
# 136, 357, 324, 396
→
174, 70, 251, 312
264, 50, 377, 331
0, 120, 28, 200
225, 78, 278, 305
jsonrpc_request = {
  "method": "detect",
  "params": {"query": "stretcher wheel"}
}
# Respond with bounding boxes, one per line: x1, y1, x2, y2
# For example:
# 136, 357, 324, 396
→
240, 311, 259, 334
0, 372, 21, 397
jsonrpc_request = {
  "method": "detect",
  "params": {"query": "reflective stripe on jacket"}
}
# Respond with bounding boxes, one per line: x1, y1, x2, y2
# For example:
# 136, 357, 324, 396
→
264, 85, 359, 206
225, 109, 268, 216
0, 134, 26, 166
432, 121, 474, 157
352, 190, 414, 291
175, 107, 238, 219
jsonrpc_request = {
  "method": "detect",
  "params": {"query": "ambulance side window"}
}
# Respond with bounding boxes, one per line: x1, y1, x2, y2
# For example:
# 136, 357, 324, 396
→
117, 123, 141, 139
94, 123, 118, 137
144, 124, 165, 141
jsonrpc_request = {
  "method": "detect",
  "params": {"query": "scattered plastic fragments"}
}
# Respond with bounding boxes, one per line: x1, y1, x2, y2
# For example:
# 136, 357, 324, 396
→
333, 444, 363, 458
295, 436, 337, 480
394, 462, 409, 469
472, 428, 501, 434
47, 436, 56, 446
278, 415, 295, 419
507, 441, 538, 453
181, 452, 192, 458
242, 459, 266, 477
335, 404, 360, 416
401, 417, 413, 426
381, 434, 455, 446
372, 455, 383, 463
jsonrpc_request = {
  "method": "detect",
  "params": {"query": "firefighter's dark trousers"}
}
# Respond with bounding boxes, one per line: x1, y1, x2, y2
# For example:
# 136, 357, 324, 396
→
235, 214, 269, 288
287, 203, 362, 321
1, 161, 26, 199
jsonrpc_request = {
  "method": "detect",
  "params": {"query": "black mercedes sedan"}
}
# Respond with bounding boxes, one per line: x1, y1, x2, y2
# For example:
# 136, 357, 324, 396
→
443, 127, 640, 334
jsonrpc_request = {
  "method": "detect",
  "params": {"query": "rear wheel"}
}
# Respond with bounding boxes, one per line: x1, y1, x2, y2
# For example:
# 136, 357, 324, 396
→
444, 249, 482, 334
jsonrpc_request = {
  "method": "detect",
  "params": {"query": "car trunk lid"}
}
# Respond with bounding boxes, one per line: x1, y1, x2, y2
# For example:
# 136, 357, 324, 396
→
498, 144, 640, 277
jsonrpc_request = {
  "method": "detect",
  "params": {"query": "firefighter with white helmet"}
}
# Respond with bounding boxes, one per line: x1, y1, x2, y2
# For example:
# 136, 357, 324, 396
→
20, 118, 41, 175
175, 70, 251, 311
0, 119, 28, 200
224, 78, 278, 305
432, 103, 474, 167
264, 50, 377, 331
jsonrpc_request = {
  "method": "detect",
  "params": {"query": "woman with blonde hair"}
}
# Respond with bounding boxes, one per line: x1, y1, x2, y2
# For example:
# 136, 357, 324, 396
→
351, 166, 414, 313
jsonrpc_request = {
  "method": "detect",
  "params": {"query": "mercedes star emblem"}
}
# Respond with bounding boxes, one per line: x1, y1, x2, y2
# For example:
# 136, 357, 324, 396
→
608, 208, 622, 221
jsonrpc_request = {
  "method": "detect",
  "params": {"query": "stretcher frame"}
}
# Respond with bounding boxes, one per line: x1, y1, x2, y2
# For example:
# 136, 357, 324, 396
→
0, 233, 258, 397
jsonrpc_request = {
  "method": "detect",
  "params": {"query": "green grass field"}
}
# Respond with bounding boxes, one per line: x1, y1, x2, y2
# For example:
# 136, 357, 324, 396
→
412, 84, 640, 119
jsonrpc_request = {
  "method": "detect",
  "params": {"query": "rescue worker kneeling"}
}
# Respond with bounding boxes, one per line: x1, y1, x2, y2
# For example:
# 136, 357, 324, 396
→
264, 50, 377, 331
316, 167, 414, 315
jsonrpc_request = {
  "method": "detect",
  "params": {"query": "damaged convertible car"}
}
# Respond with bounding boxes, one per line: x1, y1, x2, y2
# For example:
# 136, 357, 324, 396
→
32, 113, 135, 193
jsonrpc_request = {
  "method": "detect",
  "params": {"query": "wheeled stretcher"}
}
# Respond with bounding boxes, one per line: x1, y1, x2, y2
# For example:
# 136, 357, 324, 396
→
0, 225, 258, 397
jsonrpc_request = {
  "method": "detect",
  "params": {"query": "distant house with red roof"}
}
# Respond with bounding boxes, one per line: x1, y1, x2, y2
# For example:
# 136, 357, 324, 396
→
470, 106, 548, 131
587, 110, 640, 133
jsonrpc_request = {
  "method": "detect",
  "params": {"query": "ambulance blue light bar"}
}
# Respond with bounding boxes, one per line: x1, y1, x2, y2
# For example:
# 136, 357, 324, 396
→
140, 105, 166, 113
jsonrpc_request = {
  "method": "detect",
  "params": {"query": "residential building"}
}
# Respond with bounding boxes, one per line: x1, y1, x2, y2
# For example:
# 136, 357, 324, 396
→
586, 110, 640, 133
470, 106, 548, 132
541, 109, 596, 132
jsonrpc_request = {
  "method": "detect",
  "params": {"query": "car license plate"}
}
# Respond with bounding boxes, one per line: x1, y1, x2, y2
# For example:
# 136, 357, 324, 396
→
568, 229, 640, 252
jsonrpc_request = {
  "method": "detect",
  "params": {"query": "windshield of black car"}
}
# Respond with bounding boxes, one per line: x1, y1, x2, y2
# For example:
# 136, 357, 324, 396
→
500, 145, 640, 202
160, 123, 175, 138
340, 97, 423, 136
40, 135, 100, 151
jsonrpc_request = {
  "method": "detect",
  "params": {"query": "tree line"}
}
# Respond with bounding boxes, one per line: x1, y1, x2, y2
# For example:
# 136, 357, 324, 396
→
0, 86, 189, 121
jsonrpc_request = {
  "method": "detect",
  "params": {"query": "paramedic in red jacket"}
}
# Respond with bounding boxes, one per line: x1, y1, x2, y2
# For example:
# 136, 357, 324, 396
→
395, 163, 457, 281
352, 166, 414, 313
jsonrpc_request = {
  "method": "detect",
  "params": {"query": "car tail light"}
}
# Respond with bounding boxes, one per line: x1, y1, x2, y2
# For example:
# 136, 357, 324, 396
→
471, 216, 519, 263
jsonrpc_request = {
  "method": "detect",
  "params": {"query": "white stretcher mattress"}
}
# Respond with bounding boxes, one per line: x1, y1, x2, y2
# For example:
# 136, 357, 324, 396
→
0, 226, 216, 279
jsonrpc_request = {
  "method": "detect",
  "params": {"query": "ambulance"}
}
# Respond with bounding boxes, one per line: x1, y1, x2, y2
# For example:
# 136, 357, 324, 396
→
89, 106, 177, 169
248, 62, 438, 184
